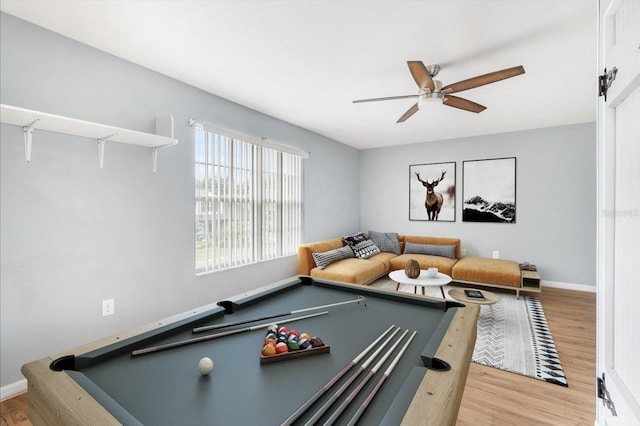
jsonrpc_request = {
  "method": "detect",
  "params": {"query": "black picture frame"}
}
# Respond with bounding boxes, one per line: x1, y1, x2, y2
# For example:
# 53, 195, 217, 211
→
409, 162, 456, 221
462, 157, 516, 223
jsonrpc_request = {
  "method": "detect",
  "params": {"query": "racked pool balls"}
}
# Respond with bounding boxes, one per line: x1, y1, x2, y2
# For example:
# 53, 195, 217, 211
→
261, 325, 323, 358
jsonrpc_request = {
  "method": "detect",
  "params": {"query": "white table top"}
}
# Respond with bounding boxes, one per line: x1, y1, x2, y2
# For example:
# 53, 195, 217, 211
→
388, 269, 452, 287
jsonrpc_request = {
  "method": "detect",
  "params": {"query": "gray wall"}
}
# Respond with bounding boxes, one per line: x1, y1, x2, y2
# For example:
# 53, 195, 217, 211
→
0, 12, 596, 391
0, 13, 360, 388
360, 123, 596, 286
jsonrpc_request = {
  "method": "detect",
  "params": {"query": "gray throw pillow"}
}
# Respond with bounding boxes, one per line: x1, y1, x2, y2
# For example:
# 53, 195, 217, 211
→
312, 245, 355, 269
403, 242, 456, 259
368, 231, 400, 254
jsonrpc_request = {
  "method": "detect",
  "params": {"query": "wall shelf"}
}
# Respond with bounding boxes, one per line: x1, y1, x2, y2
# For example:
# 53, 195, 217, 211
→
0, 104, 178, 172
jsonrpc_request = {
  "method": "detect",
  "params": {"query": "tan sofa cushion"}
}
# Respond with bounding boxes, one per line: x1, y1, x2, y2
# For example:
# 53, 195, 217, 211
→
389, 254, 458, 276
452, 257, 521, 287
310, 257, 386, 284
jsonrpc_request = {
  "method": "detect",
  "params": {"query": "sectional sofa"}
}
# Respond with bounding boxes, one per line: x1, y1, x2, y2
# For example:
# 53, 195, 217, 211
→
297, 232, 538, 298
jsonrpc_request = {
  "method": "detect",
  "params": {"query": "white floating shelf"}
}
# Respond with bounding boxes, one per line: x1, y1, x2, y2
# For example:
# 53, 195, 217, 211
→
0, 104, 178, 172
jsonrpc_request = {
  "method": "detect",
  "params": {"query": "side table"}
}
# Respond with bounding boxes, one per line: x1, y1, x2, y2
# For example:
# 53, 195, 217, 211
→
448, 288, 500, 305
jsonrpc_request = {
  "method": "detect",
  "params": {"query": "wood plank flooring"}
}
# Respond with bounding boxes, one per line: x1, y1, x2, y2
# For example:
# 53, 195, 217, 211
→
0, 286, 596, 426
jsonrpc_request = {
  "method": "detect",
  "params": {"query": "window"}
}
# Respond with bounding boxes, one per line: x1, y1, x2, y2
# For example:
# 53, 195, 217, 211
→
195, 123, 305, 274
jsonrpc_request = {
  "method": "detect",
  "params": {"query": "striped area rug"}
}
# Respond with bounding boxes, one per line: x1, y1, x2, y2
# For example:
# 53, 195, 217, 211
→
371, 279, 568, 387
473, 294, 567, 387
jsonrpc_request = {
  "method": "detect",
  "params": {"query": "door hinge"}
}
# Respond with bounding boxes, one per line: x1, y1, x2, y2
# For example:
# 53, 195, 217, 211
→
599, 67, 618, 101
597, 373, 618, 417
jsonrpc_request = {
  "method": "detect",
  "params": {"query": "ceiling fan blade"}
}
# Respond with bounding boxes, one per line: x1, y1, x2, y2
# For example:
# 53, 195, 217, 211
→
407, 61, 435, 91
396, 103, 420, 123
353, 94, 416, 103
443, 95, 486, 113
442, 65, 525, 94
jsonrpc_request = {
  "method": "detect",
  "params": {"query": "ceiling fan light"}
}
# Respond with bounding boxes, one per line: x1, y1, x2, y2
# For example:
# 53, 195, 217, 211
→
417, 92, 443, 109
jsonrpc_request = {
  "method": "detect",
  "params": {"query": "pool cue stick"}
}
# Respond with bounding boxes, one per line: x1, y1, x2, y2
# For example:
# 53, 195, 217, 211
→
193, 296, 367, 333
304, 328, 403, 426
131, 311, 328, 357
346, 330, 417, 426
280, 325, 396, 426
321, 329, 411, 426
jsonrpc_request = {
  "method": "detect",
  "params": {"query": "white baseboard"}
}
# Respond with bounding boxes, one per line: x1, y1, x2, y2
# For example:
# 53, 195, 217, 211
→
542, 280, 597, 293
0, 379, 27, 402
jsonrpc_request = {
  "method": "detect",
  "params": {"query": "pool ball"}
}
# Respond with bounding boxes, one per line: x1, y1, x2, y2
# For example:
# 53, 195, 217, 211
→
265, 332, 277, 340
299, 333, 311, 341
262, 343, 277, 356
278, 327, 289, 335
288, 340, 300, 351
198, 357, 214, 375
298, 338, 311, 349
310, 337, 325, 348
275, 342, 289, 354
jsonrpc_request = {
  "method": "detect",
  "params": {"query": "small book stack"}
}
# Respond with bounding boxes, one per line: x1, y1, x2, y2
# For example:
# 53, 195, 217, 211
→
519, 263, 537, 271
464, 289, 485, 300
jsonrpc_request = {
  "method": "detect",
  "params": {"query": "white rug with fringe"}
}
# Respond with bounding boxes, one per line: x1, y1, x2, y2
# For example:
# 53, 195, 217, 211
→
371, 278, 568, 387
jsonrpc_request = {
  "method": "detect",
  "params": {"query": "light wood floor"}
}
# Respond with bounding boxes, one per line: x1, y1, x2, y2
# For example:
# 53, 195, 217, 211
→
1, 286, 596, 426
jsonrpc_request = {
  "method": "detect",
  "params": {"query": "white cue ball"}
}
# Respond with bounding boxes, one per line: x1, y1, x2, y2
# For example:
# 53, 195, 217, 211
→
198, 357, 214, 375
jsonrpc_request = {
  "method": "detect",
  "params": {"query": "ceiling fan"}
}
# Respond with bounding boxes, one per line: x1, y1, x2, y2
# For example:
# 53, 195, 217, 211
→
353, 61, 525, 123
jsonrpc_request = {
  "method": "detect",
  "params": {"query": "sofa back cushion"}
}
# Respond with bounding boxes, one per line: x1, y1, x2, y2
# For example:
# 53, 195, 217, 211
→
404, 242, 456, 259
367, 231, 401, 254
401, 236, 461, 259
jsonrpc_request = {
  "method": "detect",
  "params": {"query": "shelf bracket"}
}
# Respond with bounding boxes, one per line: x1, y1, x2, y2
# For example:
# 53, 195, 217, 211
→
23, 119, 40, 163
97, 133, 117, 169
152, 147, 159, 174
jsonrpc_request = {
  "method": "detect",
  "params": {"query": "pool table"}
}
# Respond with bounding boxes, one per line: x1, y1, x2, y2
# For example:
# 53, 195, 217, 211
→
21, 277, 479, 425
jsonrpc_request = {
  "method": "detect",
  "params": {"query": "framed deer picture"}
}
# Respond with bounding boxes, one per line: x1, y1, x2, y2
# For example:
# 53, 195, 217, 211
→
409, 162, 456, 221
462, 157, 516, 223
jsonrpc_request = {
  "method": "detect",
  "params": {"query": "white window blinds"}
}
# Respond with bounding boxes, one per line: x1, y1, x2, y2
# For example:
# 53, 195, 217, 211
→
195, 123, 305, 273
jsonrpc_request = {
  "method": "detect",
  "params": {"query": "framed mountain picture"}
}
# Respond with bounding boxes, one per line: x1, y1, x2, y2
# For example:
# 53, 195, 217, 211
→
462, 157, 516, 223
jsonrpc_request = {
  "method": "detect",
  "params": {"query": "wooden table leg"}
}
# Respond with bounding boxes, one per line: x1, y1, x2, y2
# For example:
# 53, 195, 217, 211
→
439, 286, 446, 299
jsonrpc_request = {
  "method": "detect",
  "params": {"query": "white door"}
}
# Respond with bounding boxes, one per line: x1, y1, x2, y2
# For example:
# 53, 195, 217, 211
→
597, 0, 640, 424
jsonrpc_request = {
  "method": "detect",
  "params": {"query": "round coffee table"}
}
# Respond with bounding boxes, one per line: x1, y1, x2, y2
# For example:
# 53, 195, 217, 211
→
448, 288, 500, 305
388, 269, 452, 299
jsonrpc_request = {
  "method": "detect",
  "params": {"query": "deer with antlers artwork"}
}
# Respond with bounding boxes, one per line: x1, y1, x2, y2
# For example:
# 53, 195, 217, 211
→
415, 170, 447, 221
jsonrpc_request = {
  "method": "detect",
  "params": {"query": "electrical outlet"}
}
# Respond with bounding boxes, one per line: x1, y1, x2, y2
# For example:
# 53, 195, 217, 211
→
492, 250, 499, 259
461, 248, 467, 256
102, 298, 114, 316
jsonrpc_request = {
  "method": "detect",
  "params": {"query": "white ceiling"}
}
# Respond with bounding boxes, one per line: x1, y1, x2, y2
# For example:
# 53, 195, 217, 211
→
0, 0, 597, 150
